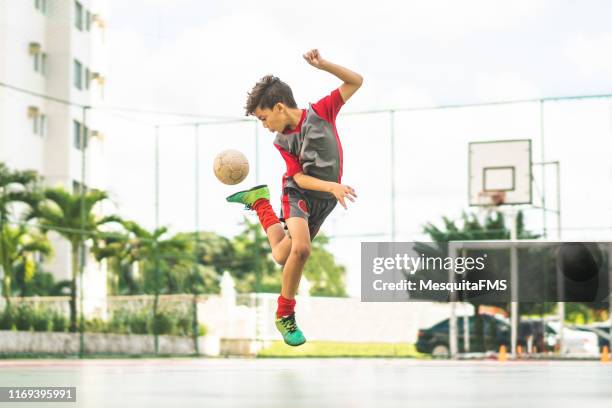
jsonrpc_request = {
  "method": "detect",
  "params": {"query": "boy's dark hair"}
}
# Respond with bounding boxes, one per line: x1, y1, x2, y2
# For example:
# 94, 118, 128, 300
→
245, 75, 297, 116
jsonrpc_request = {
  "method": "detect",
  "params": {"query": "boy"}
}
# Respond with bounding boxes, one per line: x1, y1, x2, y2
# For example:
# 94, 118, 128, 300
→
227, 49, 362, 346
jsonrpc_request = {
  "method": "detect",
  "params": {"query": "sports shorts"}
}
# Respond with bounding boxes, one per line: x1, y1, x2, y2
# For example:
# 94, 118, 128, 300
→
279, 188, 337, 240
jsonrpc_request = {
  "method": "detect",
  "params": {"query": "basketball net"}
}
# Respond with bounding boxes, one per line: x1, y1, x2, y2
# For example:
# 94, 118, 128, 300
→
476, 190, 506, 220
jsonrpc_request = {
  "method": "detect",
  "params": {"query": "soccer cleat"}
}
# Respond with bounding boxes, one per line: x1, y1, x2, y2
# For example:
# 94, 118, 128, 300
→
275, 313, 306, 347
226, 184, 270, 209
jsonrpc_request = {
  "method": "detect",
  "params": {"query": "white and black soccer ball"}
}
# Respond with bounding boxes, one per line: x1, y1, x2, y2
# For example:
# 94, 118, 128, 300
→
213, 149, 249, 185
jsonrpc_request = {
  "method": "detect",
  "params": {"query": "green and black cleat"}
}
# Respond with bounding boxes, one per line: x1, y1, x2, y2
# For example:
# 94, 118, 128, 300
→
275, 313, 306, 347
226, 184, 270, 209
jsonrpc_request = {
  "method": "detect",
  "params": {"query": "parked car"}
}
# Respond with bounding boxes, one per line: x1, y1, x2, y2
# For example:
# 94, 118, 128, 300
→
416, 316, 599, 357
545, 321, 599, 356
416, 314, 514, 357
572, 323, 610, 350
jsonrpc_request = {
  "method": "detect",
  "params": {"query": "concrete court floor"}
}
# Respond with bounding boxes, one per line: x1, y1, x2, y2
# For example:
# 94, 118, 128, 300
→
0, 358, 610, 408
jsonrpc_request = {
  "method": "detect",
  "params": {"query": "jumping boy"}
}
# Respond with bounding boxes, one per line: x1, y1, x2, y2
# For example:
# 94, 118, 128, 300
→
227, 49, 362, 346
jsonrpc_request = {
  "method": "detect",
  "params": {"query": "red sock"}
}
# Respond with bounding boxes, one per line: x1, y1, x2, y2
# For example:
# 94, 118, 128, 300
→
252, 198, 280, 232
276, 295, 296, 318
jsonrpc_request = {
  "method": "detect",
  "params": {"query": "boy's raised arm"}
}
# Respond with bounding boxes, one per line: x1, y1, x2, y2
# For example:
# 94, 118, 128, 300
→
303, 49, 363, 103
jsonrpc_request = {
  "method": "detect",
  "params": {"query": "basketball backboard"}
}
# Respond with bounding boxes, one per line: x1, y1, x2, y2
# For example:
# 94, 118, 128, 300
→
468, 139, 532, 206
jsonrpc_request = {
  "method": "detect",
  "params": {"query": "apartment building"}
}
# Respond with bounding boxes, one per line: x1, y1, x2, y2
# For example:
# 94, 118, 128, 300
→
0, 0, 108, 314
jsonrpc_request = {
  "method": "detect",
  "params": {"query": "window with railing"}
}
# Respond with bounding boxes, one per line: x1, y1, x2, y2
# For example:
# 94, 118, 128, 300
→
74, 59, 83, 89
75, 1, 83, 30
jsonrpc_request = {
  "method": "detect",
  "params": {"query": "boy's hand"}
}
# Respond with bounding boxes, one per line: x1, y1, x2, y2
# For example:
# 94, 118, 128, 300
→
329, 183, 357, 209
303, 49, 327, 69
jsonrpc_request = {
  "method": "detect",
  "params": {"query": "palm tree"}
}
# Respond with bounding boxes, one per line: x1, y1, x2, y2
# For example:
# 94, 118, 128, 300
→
27, 187, 120, 332
1, 224, 52, 296
92, 228, 141, 295
93, 220, 192, 293
0, 163, 40, 305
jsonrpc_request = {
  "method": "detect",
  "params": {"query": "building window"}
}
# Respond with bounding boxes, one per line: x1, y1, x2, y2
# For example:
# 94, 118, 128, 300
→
33, 114, 46, 137
41, 53, 47, 76
73, 59, 82, 89
75, 1, 83, 31
39, 114, 46, 137
33, 53, 40, 72
85, 68, 90, 89
33, 49, 46, 75
86, 11, 91, 31
35, 0, 46, 14
73, 120, 88, 150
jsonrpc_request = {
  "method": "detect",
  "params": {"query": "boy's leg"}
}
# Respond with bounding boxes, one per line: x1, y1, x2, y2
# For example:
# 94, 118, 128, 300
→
265, 224, 292, 266
226, 185, 292, 264
274, 216, 310, 347
280, 217, 311, 299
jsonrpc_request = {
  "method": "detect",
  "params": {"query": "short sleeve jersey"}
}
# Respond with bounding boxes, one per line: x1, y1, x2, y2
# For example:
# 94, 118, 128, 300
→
273, 88, 345, 199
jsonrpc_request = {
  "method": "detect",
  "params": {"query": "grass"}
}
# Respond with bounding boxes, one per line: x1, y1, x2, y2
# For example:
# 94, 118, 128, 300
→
257, 341, 427, 358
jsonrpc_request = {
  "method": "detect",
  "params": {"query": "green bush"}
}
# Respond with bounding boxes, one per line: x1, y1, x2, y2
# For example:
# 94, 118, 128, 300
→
0, 304, 208, 337
1, 304, 69, 333
108, 310, 129, 334
0, 307, 16, 330
31, 308, 51, 332
84, 317, 107, 333
14, 305, 34, 331
128, 311, 149, 334
152, 311, 175, 335
176, 315, 193, 336
51, 312, 68, 332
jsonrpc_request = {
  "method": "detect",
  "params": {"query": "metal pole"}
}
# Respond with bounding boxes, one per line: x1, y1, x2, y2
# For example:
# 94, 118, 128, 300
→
555, 162, 561, 239
155, 126, 160, 229
461, 248, 470, 353
390, 110, 396, 242
255, 121, 260, 185
254, 121, 261, 294
510, 210, 519, 358
253, 122, 262, 346
79, 106, 89, 358
449, 243, 458, 359
192, 124, 200, 355
539, 100, 547, 238
554, 160, 564, 353
153, 125, 160, 355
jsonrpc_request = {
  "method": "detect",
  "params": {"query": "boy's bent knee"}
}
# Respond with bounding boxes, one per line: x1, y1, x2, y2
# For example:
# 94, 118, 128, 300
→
290, 243, 311, 262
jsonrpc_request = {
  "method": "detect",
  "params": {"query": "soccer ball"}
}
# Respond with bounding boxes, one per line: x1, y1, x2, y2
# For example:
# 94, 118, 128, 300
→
213, 149, 249, 185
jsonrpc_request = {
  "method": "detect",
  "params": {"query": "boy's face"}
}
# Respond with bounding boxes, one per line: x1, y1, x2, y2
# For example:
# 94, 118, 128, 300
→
254, 103, 289, 134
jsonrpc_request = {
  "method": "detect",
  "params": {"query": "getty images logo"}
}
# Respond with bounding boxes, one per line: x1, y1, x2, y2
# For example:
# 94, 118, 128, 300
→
372, 253, 487, 275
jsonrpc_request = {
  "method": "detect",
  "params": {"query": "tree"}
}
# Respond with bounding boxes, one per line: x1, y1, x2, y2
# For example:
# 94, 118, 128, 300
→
93, 226, 141, 295
1, 224, 52, 297
173, 231, 236, 294
422, 210, 535, 242
94, 221, 191, 295
303, 234, 347, 297
0, 163, 40, 305
27, 187, 120, 332
230, 217, 279, 293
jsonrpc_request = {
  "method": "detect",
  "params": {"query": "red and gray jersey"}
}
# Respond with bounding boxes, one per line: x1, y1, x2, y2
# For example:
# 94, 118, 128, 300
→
273, 88, 345, 199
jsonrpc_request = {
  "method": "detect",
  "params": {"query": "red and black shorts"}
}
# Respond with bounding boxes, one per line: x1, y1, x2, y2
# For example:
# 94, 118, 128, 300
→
279, 188, 337, 240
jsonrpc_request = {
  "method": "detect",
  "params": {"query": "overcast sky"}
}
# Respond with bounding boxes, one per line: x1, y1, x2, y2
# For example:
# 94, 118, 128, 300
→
98, 0, 612, 296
